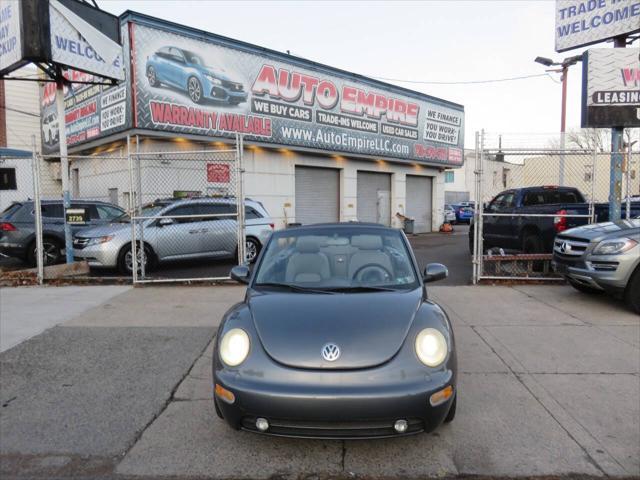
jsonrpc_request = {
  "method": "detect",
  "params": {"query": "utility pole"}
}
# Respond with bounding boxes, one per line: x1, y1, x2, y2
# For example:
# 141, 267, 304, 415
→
609, 35, 627, 222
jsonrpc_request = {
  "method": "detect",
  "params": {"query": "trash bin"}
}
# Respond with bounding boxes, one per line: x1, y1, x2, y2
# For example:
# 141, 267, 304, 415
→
403, 218, 415, 234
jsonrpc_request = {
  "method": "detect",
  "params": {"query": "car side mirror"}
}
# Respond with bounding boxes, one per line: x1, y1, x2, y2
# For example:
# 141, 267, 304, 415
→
230, 265, 250, 284
158, 218, 174, 227
423, 263, 448, 283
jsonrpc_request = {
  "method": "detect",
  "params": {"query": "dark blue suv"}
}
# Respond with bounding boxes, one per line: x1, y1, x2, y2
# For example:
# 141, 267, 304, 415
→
146, 47, 248, 105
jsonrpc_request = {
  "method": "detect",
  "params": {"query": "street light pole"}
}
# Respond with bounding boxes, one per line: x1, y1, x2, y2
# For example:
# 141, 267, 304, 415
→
534, 54, 582, 187
559, 63, 568, 186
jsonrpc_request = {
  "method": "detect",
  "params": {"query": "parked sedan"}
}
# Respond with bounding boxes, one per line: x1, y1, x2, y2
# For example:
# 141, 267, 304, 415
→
213, 223, 456, 438
146, 46, 247, 105
553, 219, 640, 313
73, 197, 273, 274
444, 204, 456, 224
453, 204, 474, 223
0, 200, 125, 266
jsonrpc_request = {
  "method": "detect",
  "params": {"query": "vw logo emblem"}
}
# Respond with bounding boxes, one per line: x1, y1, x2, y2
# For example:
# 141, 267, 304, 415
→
321, 343, 341, 362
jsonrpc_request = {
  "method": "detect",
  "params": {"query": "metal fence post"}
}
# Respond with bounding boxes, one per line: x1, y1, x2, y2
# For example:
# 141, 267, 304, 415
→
31, 136, 44, 284
477, 129, 485, 282
235, 133, 246, 265
590, 140, 597, 223
472, 131, 480, 285
127, 135, 138, 283
135, 135, 145, 280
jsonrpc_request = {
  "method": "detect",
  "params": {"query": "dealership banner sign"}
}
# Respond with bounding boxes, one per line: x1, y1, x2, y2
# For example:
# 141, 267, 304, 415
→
40, 23, 132, 154
555, 0, 640, 52
581, 48, 640, 128
132, 23, 464, 166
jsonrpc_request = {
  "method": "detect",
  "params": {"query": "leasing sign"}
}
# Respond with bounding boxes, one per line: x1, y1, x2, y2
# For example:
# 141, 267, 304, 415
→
555, 0, 640, 52
132, 22, 464, 166
581, 48, 640, 127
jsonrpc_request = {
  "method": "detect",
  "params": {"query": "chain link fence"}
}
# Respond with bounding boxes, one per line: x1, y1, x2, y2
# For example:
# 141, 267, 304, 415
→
472, 130, 640, 283
129, 144, 245, 283
18, 136, 247, 283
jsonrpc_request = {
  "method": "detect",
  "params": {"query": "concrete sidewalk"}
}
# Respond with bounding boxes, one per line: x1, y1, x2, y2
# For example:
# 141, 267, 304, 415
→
0, 283, 638, 479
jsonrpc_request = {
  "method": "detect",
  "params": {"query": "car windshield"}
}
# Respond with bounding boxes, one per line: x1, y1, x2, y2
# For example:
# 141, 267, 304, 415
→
184, 50, 206, 66
112, 203, 167, 222
254, 227, 419, 291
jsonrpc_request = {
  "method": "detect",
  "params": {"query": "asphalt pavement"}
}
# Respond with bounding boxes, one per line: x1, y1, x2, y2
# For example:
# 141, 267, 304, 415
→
0, 281, 638, 480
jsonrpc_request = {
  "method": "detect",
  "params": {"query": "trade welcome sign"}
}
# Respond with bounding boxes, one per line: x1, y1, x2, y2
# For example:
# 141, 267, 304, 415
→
555, 0, 640, 52
132, 21, 464, 167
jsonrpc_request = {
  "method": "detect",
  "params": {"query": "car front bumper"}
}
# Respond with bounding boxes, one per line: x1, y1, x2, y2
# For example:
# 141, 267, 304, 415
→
73, 242, 121, 268
214, 366, 455, 439
552, 252, 638, 293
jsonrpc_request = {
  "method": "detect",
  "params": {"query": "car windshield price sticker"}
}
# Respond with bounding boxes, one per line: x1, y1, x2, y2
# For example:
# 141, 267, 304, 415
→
65, 208, 87, 225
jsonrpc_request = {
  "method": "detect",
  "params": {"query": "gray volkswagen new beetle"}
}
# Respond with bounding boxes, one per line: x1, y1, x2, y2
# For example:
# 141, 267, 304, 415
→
213, 222, 457, 439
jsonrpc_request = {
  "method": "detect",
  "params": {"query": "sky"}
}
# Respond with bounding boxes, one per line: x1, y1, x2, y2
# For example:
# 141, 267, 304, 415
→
98, 0, 622, 149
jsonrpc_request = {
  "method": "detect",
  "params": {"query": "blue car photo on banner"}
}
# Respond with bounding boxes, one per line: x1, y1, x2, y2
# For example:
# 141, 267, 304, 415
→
145, 46, 248, 106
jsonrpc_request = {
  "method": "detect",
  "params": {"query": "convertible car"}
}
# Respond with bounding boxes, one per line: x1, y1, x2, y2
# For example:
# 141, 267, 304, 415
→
146, 46, 247, 105
212, 222, 457, 439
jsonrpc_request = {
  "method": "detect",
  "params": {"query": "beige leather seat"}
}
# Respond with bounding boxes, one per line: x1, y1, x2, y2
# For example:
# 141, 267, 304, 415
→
285, 237, 331, 283
348, 235, 393, 279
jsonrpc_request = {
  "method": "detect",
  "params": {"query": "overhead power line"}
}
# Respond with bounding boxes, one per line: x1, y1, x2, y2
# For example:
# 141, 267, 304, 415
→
370, 72, 560, 85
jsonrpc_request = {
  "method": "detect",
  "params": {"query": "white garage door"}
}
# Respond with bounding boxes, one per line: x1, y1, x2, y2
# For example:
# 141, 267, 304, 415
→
357, 171, 391, 226
295, 166, 340, 225
406, 175, 433, 233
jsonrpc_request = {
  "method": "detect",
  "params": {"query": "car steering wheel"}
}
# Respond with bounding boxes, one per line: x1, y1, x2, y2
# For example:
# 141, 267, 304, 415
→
352, 264, 392, 283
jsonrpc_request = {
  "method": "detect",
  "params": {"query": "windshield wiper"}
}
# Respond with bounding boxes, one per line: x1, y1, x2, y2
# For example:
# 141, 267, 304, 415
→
253, 282, 335, 294
322, 285, 399, 293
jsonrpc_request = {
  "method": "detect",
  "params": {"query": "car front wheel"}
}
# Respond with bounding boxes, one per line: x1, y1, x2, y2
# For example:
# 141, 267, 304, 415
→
187, 76, 203, 104
625, 267, 640, 314
118, 243, 153, 275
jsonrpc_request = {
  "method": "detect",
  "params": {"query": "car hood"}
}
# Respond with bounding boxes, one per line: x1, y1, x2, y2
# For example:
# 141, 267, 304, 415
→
562, 219, 640, 241
199, 66, 235, 83
75, 222, 131, 238
248, 288, 422, 370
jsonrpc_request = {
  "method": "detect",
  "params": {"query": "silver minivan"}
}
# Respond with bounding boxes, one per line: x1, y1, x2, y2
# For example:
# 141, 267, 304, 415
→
73, 197, 273, 273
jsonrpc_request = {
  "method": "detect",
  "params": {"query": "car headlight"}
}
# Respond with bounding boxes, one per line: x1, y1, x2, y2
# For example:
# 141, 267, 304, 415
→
87, 235, 114, 245
592, 237, 638, 255
415, 328, 448, 367
219, 328, 250, 367
206, 74, 222, 85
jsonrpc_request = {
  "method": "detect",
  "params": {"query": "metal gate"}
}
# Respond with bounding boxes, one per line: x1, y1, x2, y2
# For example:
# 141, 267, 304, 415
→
129, 136, 246, 283
470, 130, 638, 283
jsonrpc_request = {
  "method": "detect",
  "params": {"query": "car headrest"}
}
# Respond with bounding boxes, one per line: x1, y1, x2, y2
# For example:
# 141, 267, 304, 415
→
296, 236, 321, 254
352, 235, 383, 251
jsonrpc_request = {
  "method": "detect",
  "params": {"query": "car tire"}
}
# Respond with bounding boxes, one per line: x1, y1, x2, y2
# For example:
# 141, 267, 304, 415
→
187, 76, 203, 104
444, 394, 456, 423
147, 66, 159, 87
568, 278, 604, 295
118, 243, 154, 275
244, 237, 261, 264
624, 267, 640, 314
27, 237, 63, 267
522, 232, 542, 253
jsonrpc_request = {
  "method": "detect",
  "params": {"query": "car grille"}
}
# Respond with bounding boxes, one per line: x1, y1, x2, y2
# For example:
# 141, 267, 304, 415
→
240, 416, 424, 439
553, 236, 590, 257
222, 79, 244, 92
73, 237, 89, 250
